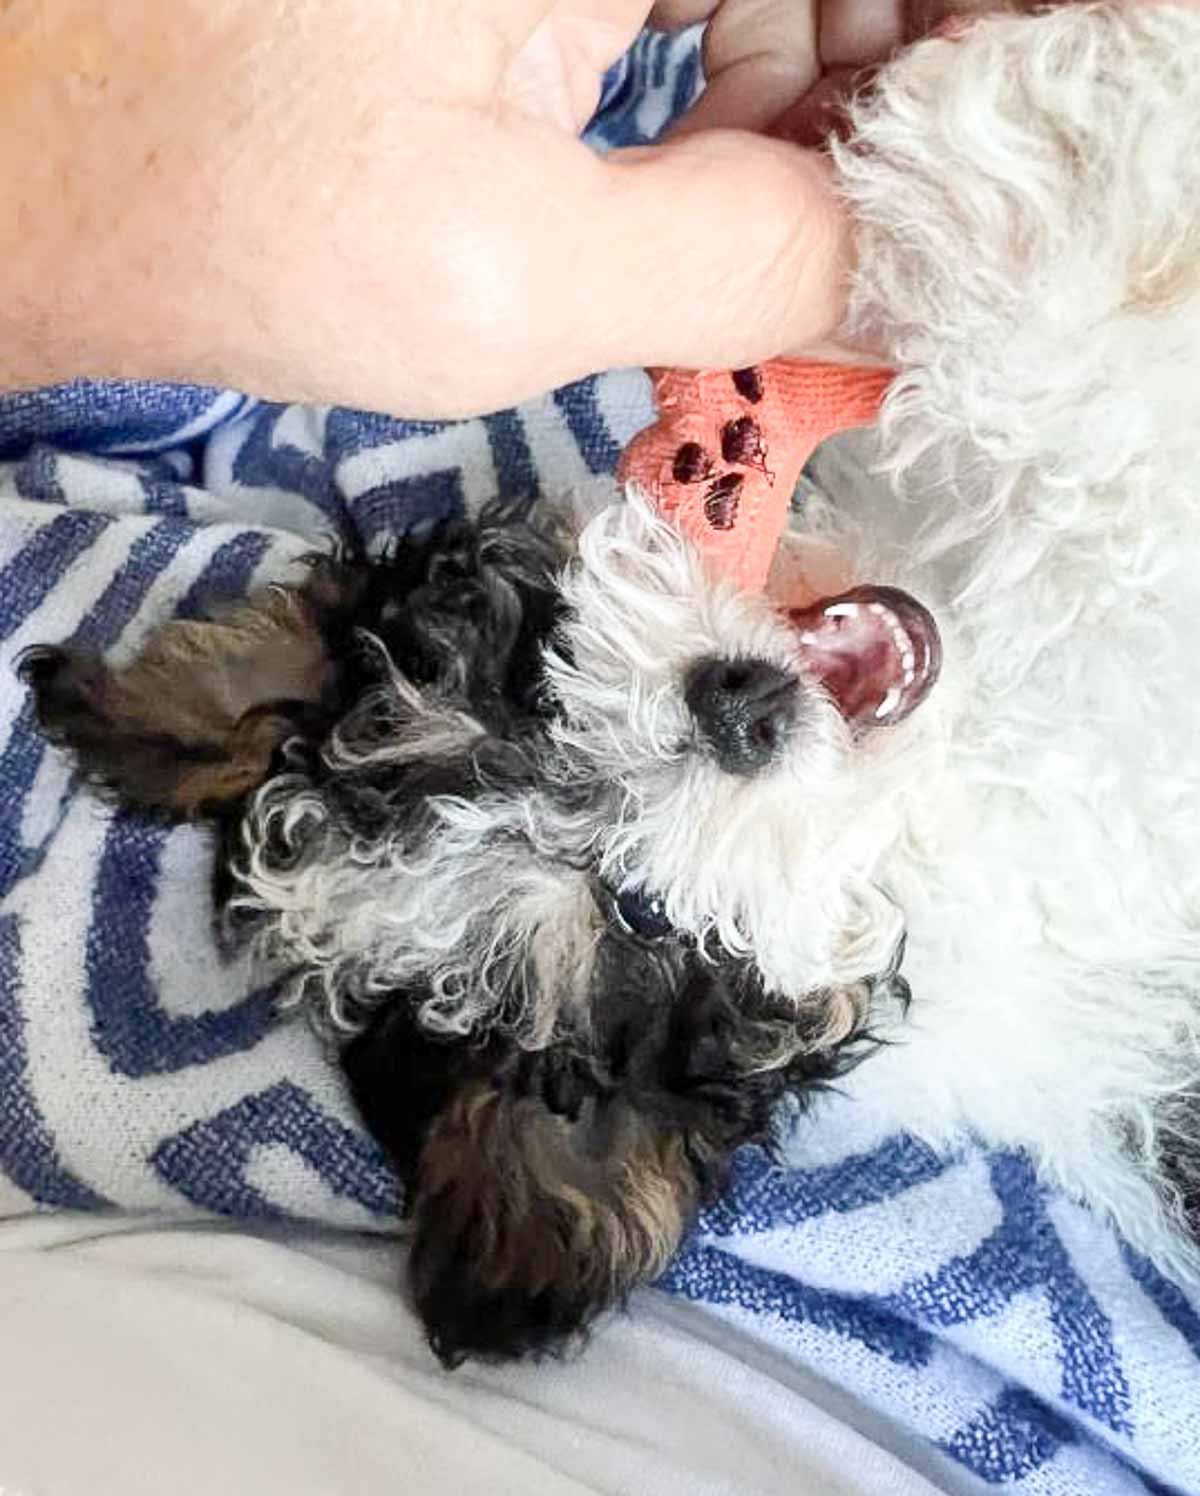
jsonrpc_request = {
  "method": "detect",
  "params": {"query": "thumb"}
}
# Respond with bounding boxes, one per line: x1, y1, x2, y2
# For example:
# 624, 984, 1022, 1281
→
579, 130, 868, 372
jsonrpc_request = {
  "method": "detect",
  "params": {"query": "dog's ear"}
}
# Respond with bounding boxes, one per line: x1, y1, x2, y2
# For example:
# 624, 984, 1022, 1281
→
408, 1075, 697, 1367
341, 997, 698, 1368
20, 561, 360, 819
340, 945, 870, 1369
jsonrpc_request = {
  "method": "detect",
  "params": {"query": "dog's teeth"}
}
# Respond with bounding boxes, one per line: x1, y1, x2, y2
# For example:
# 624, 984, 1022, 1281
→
876, 685, 903, 720
824, 603, 860, 619
873, 613, 909, 673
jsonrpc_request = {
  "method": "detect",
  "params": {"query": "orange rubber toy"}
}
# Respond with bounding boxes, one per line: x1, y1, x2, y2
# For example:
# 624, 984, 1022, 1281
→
619, 359, 893, 594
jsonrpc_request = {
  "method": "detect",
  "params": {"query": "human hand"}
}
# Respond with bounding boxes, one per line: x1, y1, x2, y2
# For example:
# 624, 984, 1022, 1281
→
4, 0, 880, 418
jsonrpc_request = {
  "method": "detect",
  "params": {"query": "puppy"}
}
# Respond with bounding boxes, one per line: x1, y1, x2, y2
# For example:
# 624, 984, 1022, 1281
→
22, 500, 908, 1365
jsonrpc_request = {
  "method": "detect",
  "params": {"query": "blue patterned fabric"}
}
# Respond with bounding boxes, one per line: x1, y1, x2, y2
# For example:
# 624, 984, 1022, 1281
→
0, 28, 1196, 1496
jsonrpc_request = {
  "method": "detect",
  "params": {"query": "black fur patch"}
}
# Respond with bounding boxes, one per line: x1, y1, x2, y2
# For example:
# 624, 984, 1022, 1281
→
325, 504, 568, 731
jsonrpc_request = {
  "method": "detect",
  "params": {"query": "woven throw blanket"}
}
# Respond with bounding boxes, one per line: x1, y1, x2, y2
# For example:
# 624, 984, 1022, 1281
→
0, 28, 1197, 1496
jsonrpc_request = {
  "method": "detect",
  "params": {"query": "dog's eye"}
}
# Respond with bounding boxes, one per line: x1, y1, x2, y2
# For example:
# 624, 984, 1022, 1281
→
612, 886, 673, 941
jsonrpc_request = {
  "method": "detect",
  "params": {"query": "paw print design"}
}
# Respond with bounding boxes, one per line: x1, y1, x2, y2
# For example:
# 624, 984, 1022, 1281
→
620, 360, 893, 593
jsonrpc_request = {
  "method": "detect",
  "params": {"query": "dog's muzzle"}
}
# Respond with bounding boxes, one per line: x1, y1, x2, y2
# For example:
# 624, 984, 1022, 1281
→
686, 656, 799, 776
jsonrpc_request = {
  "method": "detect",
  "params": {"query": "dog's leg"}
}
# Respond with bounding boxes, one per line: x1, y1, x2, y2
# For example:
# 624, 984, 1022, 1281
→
20, 560, 362, 819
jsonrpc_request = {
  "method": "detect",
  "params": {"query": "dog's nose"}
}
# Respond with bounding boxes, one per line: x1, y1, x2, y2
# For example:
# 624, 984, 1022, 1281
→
685, 656, 798, 776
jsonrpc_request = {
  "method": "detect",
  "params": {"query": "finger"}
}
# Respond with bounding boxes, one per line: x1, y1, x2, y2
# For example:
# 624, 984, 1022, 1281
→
343, 124, 860, 418
647, 0, 720, 28
485, 0, 643, 57
482, 0, 560, 51
818, 0, 905, 67
552, 0, 664, 62
670, 0, 818, 135
769, 63, 875, 148
582, 130, 857, 369
506, 0, 653, 127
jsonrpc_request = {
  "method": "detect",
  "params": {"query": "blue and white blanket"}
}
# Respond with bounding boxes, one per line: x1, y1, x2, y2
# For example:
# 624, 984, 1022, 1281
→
0, 28, 1197, 1496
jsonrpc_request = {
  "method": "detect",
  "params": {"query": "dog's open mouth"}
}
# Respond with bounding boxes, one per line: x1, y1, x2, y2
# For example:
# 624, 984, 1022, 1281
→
787, 586, 942, 728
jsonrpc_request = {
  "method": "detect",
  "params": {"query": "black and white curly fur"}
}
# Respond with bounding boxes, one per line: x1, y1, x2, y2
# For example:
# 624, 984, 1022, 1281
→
22, 496, 894, 1366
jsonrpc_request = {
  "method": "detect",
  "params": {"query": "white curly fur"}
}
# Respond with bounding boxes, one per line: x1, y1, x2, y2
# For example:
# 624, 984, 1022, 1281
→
816, 2, 1200, 1272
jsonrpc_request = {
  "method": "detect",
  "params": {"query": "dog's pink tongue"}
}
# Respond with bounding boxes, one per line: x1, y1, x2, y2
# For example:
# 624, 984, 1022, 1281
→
788, 586, 942, 728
